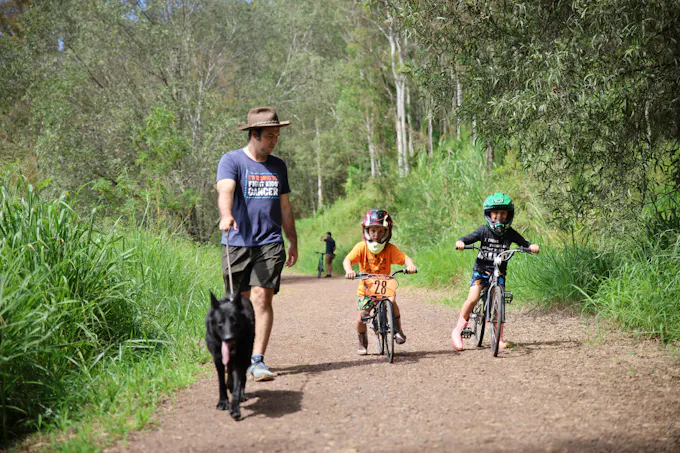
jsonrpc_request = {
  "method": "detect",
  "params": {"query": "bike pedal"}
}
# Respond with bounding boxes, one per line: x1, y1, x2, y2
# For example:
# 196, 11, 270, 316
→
504, 291, 513, 304
461, 328, 473, 339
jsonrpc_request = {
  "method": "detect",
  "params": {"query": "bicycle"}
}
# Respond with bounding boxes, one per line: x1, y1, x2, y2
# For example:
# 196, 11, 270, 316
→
354, 269, 415, 363
460, 245, 532, 357
316, 252, 325, 278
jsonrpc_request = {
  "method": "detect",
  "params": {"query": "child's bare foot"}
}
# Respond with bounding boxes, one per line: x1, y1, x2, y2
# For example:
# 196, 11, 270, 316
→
499, 339, 514, 349
451, 316, 467, 351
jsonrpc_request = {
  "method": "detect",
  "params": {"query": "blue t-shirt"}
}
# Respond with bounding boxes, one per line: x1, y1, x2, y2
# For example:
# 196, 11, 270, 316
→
216, 148, 291, 247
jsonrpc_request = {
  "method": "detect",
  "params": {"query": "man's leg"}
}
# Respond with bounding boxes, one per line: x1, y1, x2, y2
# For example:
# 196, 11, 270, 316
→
250, 286, 275, 356
246, 242, 285, 382
325, 254, 333, 277
244, 286, 276, 381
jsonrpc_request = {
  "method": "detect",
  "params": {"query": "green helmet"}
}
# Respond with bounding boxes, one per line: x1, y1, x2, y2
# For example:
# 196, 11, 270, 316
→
483, 192, 514, 235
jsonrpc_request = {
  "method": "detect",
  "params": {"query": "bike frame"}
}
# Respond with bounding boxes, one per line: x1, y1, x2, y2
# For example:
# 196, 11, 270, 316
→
355, 269, 411, 362
464, 245, 530, 354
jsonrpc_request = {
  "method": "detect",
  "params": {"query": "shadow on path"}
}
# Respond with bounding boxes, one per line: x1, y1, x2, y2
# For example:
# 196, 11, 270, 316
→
242, 389, 303, 419
514, 339, 582, 348
275, 349, 455, 376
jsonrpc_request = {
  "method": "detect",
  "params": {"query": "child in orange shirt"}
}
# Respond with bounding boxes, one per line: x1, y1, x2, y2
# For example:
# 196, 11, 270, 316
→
343, 209, 417, 354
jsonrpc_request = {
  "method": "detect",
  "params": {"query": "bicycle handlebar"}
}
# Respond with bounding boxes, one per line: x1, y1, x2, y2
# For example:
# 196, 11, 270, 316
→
462, 244, 532, 261
354, 268, 418, 279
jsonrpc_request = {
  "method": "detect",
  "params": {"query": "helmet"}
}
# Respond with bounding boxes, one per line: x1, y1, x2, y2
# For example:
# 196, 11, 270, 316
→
483, 192, 514, 235
361, 209, 393, 254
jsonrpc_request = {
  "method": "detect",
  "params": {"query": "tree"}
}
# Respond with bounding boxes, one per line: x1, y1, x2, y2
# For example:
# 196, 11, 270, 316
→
391, 0, 680, 229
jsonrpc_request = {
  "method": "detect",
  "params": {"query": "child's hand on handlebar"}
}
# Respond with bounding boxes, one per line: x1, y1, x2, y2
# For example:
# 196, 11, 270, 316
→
405, 265, 418, 274
455, 240, 465, 251
345, 270, 356, 280
529, 244, 539, 254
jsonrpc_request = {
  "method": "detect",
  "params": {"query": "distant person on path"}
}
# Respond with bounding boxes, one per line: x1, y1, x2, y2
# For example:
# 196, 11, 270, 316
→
216, 107, 298, 381
320, 231, 336, 277
343, 209, 417, 355
451, 192, 539, 351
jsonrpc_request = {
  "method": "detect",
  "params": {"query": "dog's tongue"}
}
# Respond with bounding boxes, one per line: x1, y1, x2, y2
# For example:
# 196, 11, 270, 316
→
221, 341, 230, 366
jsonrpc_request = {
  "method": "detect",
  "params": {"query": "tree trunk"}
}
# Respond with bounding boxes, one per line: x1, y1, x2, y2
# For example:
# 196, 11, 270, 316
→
456, 74, 463, 140
315, 117, 323, 208
366, 112, 377, 178
387, 23, 408, 177
427, 108, 434, 160
486, 145, 494, 172
406, 85, 414, 158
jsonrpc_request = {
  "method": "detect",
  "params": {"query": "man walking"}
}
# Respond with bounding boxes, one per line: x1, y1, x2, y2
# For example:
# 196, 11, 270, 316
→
321, 232, 336, 277
216, 107, 298, 381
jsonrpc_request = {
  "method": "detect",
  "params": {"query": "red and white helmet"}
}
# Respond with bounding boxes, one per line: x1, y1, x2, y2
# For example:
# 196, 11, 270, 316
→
361, 209, 393, 253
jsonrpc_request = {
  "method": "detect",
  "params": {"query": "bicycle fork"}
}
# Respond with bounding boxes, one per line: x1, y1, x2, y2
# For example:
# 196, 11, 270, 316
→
491, 288, 509, 324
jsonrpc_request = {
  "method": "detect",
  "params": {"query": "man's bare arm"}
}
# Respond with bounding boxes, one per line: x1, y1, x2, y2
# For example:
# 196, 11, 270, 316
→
280, 193, 298, 267
217, 179, 238, 232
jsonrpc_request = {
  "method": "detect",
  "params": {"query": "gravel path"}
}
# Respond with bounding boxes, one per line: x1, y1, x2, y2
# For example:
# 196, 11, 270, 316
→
110, 271, 680, 453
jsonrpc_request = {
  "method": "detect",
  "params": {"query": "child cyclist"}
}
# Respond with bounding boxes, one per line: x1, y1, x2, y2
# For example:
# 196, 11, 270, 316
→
451, 192, 539, 351
343, 209, 417, 355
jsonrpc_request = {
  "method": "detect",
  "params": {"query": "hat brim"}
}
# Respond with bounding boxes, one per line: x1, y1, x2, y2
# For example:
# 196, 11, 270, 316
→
237, 121, 291, 131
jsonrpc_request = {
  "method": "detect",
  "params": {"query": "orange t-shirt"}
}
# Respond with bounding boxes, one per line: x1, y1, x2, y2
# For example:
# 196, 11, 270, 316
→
345, 242, 408, 296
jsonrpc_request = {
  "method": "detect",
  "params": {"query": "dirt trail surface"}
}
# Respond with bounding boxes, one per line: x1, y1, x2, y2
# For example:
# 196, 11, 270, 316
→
110, 272, 680, 453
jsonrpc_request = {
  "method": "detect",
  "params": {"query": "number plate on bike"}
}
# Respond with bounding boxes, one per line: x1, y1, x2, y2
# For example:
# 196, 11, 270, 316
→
360, 276, 398, 298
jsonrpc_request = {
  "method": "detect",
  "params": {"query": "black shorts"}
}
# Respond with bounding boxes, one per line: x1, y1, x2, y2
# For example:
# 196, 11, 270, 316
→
222, 242, 286, 295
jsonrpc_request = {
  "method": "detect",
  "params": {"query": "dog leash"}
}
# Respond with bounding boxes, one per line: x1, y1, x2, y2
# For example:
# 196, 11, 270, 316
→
225, 232, 234, 295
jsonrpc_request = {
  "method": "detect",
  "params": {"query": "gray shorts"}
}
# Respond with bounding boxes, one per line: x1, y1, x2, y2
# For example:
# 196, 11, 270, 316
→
222, 242, 286, 295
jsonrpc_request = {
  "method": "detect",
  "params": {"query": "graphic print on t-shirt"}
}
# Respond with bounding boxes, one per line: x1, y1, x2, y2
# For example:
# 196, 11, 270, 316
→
245, 171, 280, 199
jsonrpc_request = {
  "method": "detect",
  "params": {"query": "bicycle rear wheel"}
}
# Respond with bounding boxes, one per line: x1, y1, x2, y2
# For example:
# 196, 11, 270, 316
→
384, 300, 396, 363
472, 298, 485, 347
490, 286, 503, 357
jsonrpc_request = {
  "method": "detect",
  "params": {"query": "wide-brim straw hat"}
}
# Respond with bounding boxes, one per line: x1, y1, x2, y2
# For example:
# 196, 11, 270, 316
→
237, 107, 292, 131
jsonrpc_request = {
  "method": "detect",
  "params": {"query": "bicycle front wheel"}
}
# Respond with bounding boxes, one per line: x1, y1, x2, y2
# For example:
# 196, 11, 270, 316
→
384, 300, 396, 363
472, 299, 485, 347
317, 259, 323, 278
490, 286, 503, 357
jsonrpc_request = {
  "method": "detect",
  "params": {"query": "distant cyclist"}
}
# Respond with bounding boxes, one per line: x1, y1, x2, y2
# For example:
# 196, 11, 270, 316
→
320, 231, 336, 278
451, 193, 539, 351
343, 209, 417, 354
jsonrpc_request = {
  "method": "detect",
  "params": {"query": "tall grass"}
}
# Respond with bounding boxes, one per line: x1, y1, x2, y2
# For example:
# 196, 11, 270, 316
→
0, 172, 219, 449
581, 233, 680, 343
512, 242, 615, 305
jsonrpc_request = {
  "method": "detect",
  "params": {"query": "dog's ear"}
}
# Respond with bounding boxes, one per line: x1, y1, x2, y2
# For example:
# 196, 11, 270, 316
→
210, 291, 220, 310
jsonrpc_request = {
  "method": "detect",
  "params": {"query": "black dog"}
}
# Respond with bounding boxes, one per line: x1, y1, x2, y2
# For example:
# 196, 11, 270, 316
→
206, 291, 255, 420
